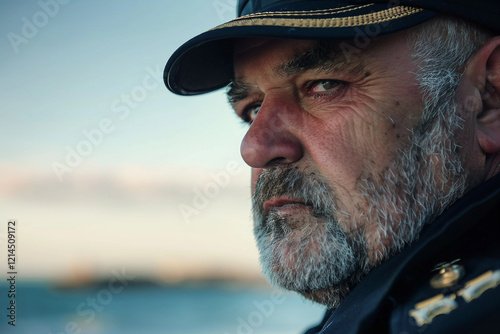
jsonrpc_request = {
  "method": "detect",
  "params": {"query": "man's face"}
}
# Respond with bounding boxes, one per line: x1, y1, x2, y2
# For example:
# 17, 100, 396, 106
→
230, 32, 469, 307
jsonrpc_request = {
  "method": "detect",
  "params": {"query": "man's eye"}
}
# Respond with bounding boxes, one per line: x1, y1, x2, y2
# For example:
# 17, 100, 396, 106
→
308, 80, 345, 95
242, 104, 261, 123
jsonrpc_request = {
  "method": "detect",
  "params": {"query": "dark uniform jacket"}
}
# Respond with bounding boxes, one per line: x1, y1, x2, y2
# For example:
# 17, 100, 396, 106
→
305, 173, 500, 334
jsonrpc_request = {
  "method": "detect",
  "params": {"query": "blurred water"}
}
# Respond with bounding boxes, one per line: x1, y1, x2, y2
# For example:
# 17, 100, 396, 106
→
0, 281, 325, 334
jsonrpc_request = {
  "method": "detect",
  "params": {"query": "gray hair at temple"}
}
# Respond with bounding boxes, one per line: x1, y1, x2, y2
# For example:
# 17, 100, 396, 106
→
410, 16, 493, 122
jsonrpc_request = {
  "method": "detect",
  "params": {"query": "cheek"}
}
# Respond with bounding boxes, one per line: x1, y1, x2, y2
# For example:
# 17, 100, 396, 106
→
303, 104, 398, 184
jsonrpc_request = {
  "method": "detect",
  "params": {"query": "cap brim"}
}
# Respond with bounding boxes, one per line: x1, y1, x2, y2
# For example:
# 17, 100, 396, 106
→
165, 2, 436, 95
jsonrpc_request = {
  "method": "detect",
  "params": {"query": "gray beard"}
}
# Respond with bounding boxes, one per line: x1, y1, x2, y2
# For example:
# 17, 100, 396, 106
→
252, 100, 469, 309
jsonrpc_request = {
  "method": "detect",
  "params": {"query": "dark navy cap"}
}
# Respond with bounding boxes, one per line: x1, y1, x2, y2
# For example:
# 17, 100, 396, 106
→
164, 0, 500, 96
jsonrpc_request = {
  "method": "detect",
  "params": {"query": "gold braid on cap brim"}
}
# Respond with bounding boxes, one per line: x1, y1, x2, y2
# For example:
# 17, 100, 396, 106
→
210, 4, 424, 30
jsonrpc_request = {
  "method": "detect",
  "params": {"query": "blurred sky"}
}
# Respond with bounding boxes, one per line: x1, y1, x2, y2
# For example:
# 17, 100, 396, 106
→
0, 0, 261, 282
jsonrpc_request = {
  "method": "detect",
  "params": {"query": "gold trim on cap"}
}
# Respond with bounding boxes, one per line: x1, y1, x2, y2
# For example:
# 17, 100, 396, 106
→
238, 4, 372, 18
210, 6, 423, 31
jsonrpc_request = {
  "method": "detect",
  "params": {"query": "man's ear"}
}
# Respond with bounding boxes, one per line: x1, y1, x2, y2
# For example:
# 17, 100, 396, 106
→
467, 37, 500, 154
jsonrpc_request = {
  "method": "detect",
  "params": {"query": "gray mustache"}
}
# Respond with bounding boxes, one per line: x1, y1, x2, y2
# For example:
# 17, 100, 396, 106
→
252, 167, 338, 221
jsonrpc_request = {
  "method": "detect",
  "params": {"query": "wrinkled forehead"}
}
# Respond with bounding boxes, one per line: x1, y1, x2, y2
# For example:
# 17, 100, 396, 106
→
232, 38, 343, 87
232, 29, 405, 68
231, 34, 390, 81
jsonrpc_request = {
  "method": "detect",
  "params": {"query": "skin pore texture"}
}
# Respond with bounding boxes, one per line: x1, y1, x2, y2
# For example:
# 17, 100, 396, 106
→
229, 19, 498, 309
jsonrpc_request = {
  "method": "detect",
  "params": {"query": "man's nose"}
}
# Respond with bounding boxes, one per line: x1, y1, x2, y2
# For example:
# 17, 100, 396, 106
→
240, 96, 304, 168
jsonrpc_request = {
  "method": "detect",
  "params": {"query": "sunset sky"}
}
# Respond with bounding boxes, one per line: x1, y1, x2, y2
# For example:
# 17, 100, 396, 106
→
0, 0, 262, 282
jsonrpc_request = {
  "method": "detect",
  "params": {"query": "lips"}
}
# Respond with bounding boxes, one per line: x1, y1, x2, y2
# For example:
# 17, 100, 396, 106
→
263, 197, 311, 214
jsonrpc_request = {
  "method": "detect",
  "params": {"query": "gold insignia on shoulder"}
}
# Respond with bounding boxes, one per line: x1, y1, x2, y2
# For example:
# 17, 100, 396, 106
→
409, 294, 458, 327
430, 260, 465, 289
458, 270, 500, 303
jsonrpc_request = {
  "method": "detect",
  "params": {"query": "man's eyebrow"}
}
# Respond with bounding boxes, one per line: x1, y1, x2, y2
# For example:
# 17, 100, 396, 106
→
275, 40, 361, 77
227, 41, 363, 106
227, 79, 251, 106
